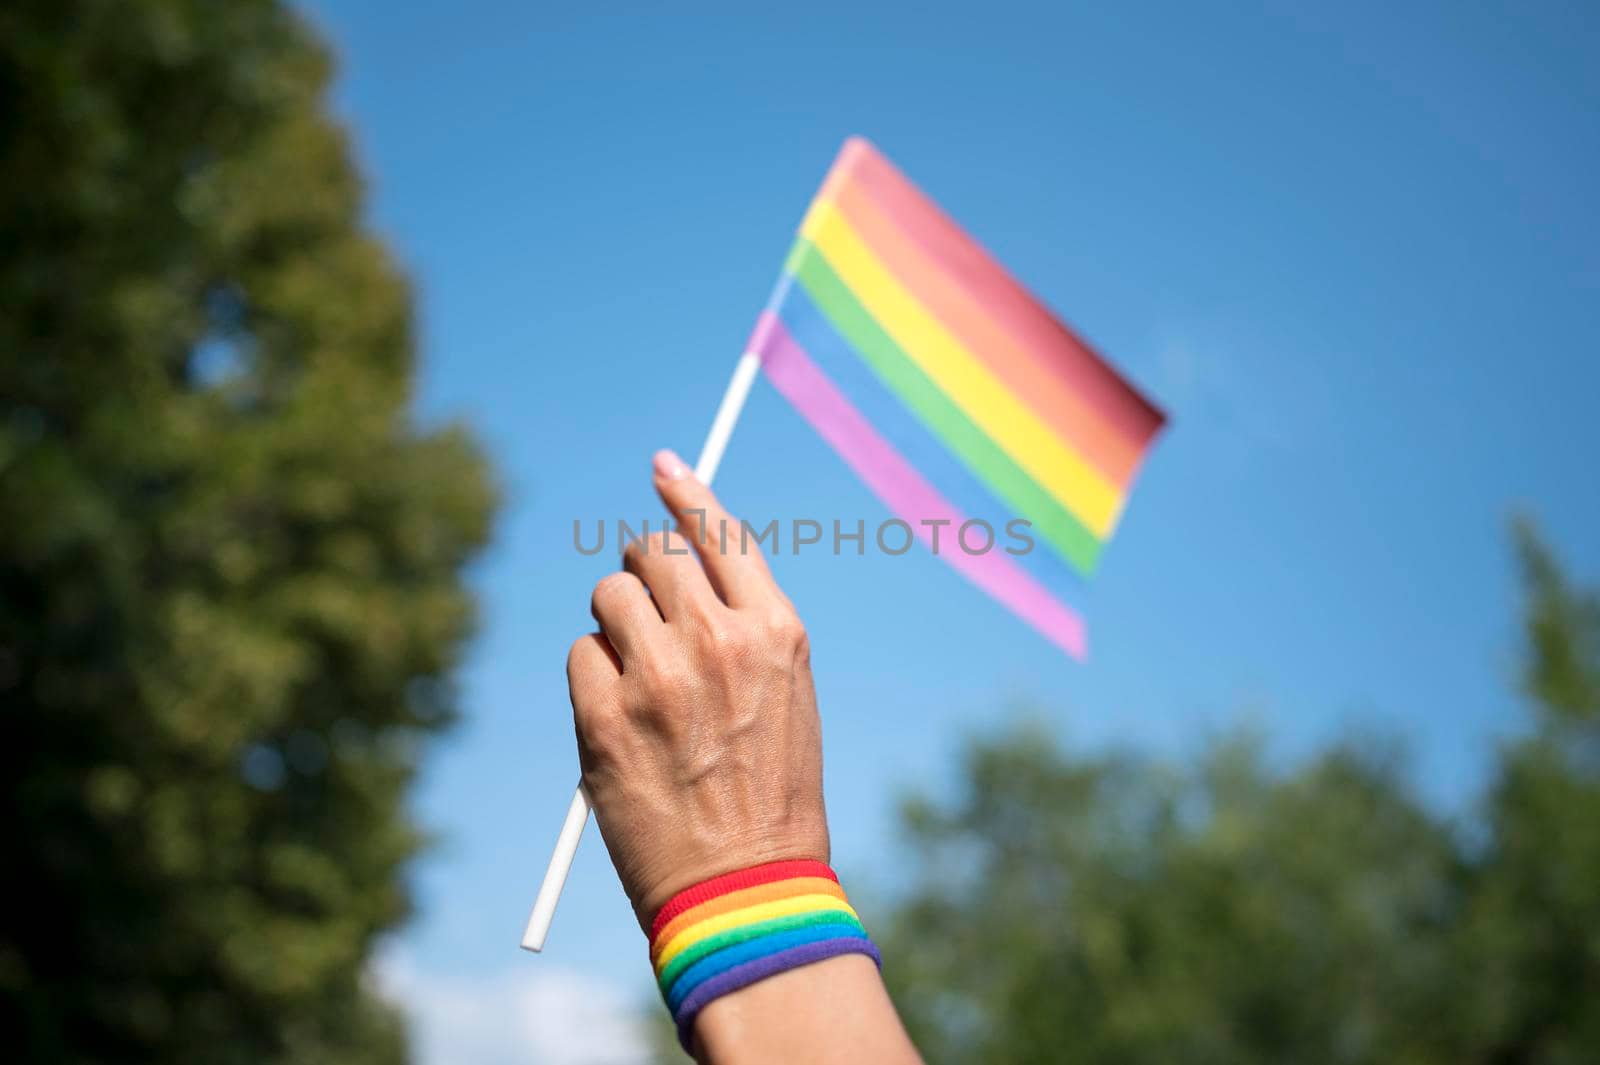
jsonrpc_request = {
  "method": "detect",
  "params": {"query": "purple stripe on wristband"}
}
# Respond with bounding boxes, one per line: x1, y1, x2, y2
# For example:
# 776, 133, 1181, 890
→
673, 936, 883, 1051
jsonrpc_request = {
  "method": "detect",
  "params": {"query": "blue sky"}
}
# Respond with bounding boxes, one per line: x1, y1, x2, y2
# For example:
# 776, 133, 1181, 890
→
299, 3, 1598, 1060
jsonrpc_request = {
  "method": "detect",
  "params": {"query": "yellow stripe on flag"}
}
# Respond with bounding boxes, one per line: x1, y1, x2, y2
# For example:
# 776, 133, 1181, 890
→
801, 200, 1124, 538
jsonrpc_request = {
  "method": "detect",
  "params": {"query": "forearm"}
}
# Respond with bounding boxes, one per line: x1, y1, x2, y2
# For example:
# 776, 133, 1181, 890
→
692, 954, 922, 1065
570, 453, 923, 1062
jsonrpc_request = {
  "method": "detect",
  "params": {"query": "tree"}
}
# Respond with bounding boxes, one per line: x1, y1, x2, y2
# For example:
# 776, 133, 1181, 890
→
1452, 523, 1600, 1064
0, 2, 495, 1062
878, 526, 1598, 1064
879, 734, 1464, 1064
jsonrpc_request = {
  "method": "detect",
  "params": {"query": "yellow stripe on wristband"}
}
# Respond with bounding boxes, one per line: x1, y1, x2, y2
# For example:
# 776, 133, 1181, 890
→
652, 894, 860, 971
652, 876, 848, 950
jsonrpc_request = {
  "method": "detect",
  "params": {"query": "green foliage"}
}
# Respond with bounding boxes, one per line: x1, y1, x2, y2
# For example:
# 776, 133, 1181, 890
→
881, 528, 1599, 1065
1452, 523, 1600, 1064
0, 2, 495, 1062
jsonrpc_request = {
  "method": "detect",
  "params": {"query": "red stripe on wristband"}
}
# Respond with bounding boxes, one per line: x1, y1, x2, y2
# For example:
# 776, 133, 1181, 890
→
649, 859, 837, 941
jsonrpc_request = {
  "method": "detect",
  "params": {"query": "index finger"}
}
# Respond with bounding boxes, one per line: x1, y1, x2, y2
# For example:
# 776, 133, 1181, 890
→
651, 449, 778, 609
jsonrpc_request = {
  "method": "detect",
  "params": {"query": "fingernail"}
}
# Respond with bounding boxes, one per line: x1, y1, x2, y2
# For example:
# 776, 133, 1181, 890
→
653, 449, 690, 481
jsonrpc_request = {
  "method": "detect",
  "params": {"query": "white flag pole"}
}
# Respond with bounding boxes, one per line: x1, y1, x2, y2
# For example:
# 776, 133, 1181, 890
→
521, 350, 764, 952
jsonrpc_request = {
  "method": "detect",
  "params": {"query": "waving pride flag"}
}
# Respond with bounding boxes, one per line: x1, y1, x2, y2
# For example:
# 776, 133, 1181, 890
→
522, 138, 1170, 951
746, 138, 1166, 659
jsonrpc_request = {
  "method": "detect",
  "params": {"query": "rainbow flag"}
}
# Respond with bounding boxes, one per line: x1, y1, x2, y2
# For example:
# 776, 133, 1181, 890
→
746, 138, 1165, 659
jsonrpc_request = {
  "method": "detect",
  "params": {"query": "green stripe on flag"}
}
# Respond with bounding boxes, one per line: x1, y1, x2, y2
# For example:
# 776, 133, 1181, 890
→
790, 244, 1104, 576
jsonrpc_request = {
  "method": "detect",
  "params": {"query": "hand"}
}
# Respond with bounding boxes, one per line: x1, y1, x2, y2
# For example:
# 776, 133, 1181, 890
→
567, 450, 829, 927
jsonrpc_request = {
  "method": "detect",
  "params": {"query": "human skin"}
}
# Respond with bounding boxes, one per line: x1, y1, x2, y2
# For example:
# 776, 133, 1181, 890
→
566, 449, 923, 1064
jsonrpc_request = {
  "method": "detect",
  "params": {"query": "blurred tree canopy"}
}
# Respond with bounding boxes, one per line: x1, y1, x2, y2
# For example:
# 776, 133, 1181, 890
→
1, 1, 495, 1062
880, 522, 1599, 1065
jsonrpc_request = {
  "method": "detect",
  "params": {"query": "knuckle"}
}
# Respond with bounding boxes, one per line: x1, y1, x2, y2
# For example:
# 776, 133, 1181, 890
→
567, 635, 615, 688
636, 653, 689, 700
624, 530, 686, 566
566, 636, 589, 673
699, 617, 753, 663
771, 609, 810, 666
619, 533, 652, 567
574, 698, 627, 752
590, 572, 632, 613
790, 624, 812, 666
763, 607, 807, 648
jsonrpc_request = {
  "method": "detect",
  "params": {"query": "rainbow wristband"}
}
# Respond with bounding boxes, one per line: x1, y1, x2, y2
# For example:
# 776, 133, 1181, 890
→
649, 859, 881, 1050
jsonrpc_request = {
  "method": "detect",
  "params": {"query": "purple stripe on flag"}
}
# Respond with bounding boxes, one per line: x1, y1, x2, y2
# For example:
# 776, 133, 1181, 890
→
751, 311, 1087, 659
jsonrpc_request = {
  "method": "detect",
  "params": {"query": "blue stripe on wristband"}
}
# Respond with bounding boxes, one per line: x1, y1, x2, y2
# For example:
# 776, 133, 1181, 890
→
665, 921, 871, 1012
673, 936, 883, 1051
647, 863, 881, 1053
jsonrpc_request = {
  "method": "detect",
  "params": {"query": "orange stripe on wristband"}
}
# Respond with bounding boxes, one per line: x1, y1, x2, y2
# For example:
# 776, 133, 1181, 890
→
648, 859, 836, 941
650, 877, 846, 960
654, 894, 859, 972
643, 860, 881, 1054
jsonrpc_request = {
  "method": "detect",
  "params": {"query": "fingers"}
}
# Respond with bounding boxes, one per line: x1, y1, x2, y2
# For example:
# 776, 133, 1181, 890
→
567, 633, 624, 776
652, 449, 778, 609
590, 572, 661, 661
567, 632, 622, 691
622, 528, 720, 623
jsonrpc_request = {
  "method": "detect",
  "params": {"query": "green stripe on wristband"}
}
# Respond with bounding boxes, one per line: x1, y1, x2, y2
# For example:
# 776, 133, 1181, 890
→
656, 909, 868, 994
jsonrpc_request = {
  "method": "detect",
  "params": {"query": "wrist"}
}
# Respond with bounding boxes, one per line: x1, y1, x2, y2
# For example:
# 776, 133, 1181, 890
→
694, 953, 896, 1063
628, 823, 831, 930
646, 859, 880, 1053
